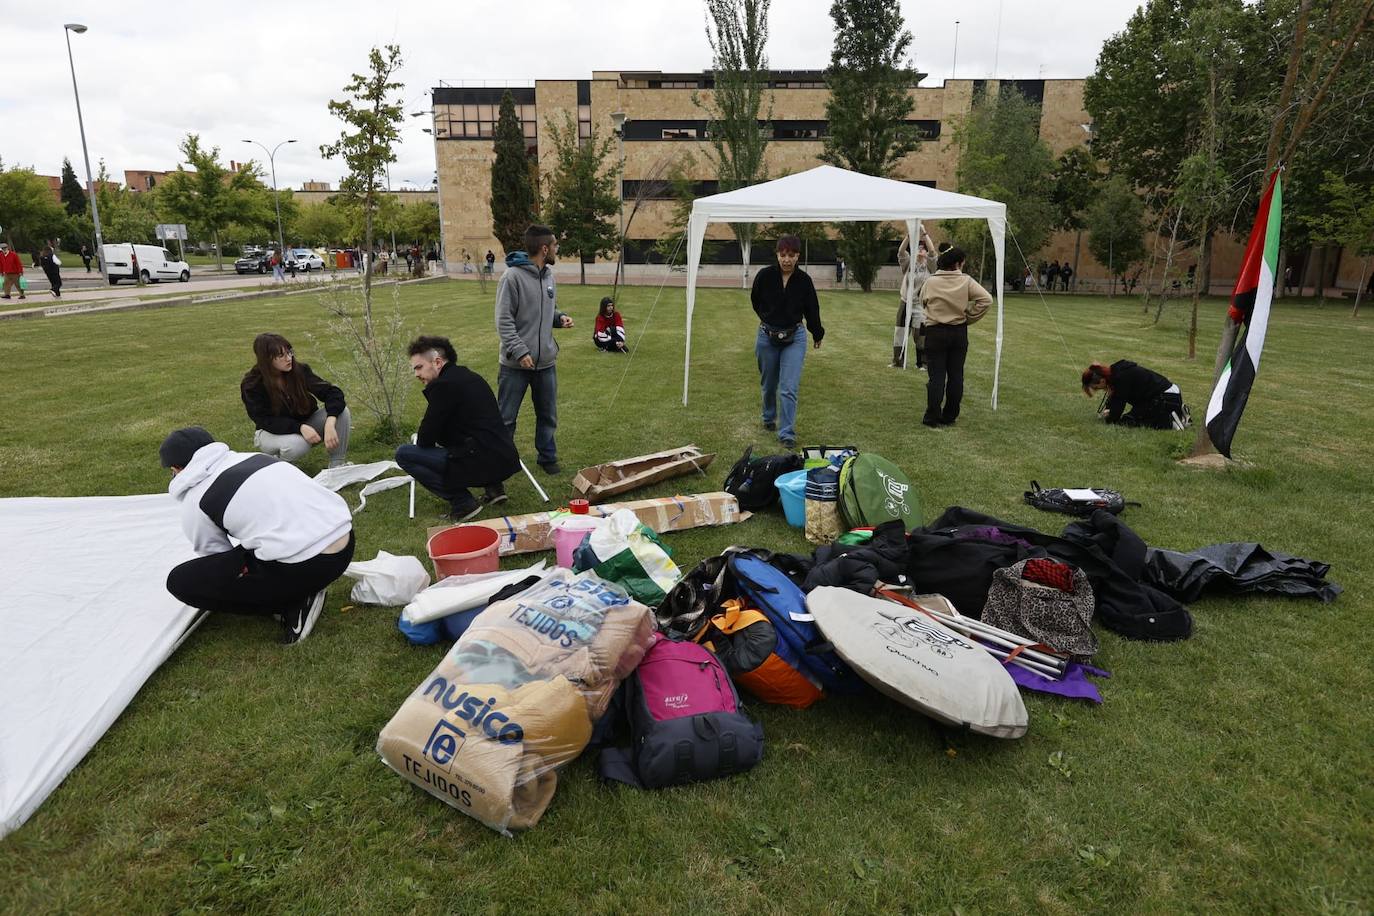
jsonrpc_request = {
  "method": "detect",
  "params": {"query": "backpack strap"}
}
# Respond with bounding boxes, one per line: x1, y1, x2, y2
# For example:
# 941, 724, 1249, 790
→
198, 454, 278, 532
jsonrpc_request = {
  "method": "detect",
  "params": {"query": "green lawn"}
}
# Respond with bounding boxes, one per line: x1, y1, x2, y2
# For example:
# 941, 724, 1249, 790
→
0, 279, 1369, 914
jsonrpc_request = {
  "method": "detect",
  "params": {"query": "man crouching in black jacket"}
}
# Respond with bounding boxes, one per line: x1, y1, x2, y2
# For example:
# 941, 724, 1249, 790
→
397, 335, 521, 521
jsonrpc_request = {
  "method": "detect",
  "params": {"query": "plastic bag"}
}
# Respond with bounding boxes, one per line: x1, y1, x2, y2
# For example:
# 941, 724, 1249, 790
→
377, 568, 655, 835
402, 563, 550, 625
571, 508, 681, 606
343, 551, 431, 605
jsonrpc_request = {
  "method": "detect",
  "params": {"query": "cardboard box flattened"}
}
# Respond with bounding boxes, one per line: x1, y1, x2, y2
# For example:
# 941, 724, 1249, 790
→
571, 446, 715, 503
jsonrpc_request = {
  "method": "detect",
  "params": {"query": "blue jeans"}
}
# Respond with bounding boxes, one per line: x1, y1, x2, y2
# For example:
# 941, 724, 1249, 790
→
755, 325, 806, 442
395, 444, 469, 506
497, 365, 558, 466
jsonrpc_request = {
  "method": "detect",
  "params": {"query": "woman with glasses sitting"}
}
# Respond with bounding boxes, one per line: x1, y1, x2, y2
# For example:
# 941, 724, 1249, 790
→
241, 333, 351, 467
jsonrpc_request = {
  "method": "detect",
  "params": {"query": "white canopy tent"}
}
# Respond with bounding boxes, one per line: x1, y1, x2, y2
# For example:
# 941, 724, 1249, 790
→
682, 165, 1008, 407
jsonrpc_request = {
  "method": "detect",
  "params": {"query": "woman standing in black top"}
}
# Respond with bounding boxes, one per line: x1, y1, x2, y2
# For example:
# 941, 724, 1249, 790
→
241, 333, 352, 466
750, 235, 824, 449
1082, 361, 1189, 429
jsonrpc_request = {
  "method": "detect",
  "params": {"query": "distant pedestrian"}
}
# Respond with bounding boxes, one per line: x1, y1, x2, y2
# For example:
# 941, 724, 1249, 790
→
485, 250, 496, 275
835, 257, 845, 285
411, 244, 424, 278
0, 243, 26, 300
1186, 264, 1196, 288
1038, 260, 1048, 289
1060, 263, 1074, 291
1046, 260, 1061, 292
1284, 265, 1294, 294
81, 244, 92, 272
39, 239, 63, 298
462, 249, 474, 273
271, 249, 284, 282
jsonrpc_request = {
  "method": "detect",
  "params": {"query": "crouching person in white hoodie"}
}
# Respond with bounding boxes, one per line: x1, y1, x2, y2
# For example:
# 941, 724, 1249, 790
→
160, 426, 355, 644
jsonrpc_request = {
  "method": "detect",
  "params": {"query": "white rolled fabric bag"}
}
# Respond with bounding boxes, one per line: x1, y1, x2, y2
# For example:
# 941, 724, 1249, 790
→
402, 562, 552, 625
343, 551, 431, 605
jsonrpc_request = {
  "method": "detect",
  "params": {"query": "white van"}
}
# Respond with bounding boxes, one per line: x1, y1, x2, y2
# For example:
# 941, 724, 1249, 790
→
101, 243, 191, 285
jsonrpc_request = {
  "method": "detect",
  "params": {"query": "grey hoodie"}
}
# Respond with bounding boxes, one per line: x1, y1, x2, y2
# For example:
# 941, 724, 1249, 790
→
495, 251, 568, 370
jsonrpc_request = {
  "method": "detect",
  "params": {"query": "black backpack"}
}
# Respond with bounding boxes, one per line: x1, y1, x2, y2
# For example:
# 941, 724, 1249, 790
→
723, 445, 803, 511
1024, 481, 1135, 517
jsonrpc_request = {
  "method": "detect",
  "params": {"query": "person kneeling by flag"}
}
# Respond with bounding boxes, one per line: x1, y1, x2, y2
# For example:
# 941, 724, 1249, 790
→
396, 335, 521, 521
161, 426, 355, 645
1082, 361, 1190, 430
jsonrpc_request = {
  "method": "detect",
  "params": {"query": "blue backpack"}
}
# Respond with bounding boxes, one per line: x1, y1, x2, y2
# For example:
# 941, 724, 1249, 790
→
727, 553, 865, 696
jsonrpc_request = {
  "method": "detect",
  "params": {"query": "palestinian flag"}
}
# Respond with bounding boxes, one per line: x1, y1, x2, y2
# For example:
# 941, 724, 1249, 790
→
1205, 169, 1283, 458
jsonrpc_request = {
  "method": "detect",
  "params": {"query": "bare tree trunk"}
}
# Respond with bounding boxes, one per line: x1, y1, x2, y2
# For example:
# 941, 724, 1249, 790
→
363, 192, 375, 340
1072, 229, 1083, 291
1188, 217, 1210, 359
1355, 256, 1369, 318
580, 257, 586, 285
1156, 207, 1183, 324
213, 229, 223, 272
1275, 247, 1289, 300
1142, 205, 1169, 314
1311, 244, 1327, 302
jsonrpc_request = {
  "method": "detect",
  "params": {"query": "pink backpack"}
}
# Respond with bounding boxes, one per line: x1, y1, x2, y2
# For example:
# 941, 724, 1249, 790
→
596, 634, 764, 789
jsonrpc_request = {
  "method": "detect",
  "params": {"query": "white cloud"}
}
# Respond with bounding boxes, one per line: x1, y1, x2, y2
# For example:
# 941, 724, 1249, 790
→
5, 0, 1140, 190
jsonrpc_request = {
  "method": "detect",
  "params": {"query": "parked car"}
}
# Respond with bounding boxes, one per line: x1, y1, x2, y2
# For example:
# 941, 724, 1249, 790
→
101, 243, 191, 284
234, 252, 271, 274
287, 249, 325, 272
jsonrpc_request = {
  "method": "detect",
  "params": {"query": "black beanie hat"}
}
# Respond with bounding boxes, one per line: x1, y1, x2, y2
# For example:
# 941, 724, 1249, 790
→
159, 427, 216, 468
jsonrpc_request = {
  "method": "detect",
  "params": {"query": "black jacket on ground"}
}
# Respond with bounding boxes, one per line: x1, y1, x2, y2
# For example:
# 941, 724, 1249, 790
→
418, 363, 520, 487
241, 362, 347, 434
911, 507, 1193, 641
1103, 360, 1172, 422
751, 265, 824, 341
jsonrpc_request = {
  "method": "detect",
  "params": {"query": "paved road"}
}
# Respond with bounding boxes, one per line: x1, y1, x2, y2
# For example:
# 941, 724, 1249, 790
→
5, 265, 363, 304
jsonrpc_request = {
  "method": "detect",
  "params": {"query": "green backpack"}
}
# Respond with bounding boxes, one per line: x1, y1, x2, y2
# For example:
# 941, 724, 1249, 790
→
837, 454, 922, 531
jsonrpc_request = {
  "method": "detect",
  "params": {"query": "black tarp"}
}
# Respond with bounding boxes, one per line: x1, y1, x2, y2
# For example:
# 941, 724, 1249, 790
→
1142, 543, 1342, 603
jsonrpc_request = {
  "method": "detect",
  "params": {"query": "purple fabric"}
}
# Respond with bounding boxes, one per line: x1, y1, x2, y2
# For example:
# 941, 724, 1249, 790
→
1006, 661, 1111, 703
955, 525, 1035, 550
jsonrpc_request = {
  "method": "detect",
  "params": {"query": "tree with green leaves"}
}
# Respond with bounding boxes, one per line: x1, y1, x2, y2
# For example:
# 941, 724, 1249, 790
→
398, 200, 441, 249
821, 0, 919, 291
1086, 176, 1148, 297
59, 158, 86, 219
94, 160, 158, 249
319, 43, 405, 333
652, 153, 722, 270
0, 160, 68, 255
694, 0, 773, 285
542, 113, 621, 285
491, 91, 535, 254
1303, 171, 1374, 318
294, 202, 350, 248
159, 135, 263, 271
1050, 147, 1101, 288
944, 87, 1055, 287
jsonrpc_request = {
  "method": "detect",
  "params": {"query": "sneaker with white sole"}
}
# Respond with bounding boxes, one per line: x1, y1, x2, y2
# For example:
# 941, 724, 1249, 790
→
280, 589, 326, 645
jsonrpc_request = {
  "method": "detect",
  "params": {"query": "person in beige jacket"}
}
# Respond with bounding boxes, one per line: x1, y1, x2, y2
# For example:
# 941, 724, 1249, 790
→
918, 247, 993, 427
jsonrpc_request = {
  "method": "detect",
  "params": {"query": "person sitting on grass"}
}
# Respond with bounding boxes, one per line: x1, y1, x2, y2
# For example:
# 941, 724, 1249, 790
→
161, 426, 355, 645
593, 296, 628, 353
396, 335, 521, 522
241, 333, 351, 467
1081, 361, 1190, 429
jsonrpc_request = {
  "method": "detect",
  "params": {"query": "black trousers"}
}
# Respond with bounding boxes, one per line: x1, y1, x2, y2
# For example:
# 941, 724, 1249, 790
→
924, 323, 969, 423
1121, 391, 1184, 429
166, 531, 355, 617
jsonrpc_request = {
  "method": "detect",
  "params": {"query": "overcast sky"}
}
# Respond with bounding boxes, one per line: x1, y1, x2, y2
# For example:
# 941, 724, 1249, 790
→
4, 0, 1144, 191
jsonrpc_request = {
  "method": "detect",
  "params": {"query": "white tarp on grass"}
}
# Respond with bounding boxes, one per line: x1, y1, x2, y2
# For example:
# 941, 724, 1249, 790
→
0, 494, 202, 838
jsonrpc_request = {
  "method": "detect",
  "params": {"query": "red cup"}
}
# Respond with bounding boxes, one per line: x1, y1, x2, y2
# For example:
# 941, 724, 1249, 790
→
569, 499, 590, 515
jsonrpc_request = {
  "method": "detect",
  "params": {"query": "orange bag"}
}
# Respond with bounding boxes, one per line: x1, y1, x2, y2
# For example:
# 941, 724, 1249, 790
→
698, 599, 824, 709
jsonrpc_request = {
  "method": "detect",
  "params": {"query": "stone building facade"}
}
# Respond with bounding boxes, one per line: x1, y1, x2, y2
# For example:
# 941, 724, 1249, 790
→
427, 71, 1363, 291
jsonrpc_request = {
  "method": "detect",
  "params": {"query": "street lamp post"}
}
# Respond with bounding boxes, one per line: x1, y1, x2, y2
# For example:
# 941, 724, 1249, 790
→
243, 138, 296, 256
610, 111, 627, 288
63, 23, 106, 285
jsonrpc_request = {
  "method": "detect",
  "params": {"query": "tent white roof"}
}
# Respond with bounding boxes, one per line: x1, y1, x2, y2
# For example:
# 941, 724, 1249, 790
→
681, 165, 1008, 407
684, 165, 1008, 223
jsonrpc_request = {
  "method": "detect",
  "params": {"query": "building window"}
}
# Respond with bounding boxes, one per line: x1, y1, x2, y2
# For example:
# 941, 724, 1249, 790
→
431, 88, 538, 146
772, 120, 826, 140
907, 120, 941, 139
622, 179, 719, 200
578, 104, 592, 142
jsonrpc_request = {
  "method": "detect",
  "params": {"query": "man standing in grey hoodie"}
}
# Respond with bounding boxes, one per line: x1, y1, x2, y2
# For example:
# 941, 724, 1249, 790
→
494, 224, 575, 474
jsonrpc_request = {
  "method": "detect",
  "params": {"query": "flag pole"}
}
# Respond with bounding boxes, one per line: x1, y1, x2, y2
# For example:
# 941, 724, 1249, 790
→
1187, 164, 1284, 460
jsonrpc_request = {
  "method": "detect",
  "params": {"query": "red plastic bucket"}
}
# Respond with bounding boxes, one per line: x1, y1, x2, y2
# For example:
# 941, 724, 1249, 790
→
427, 525, 501, 579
